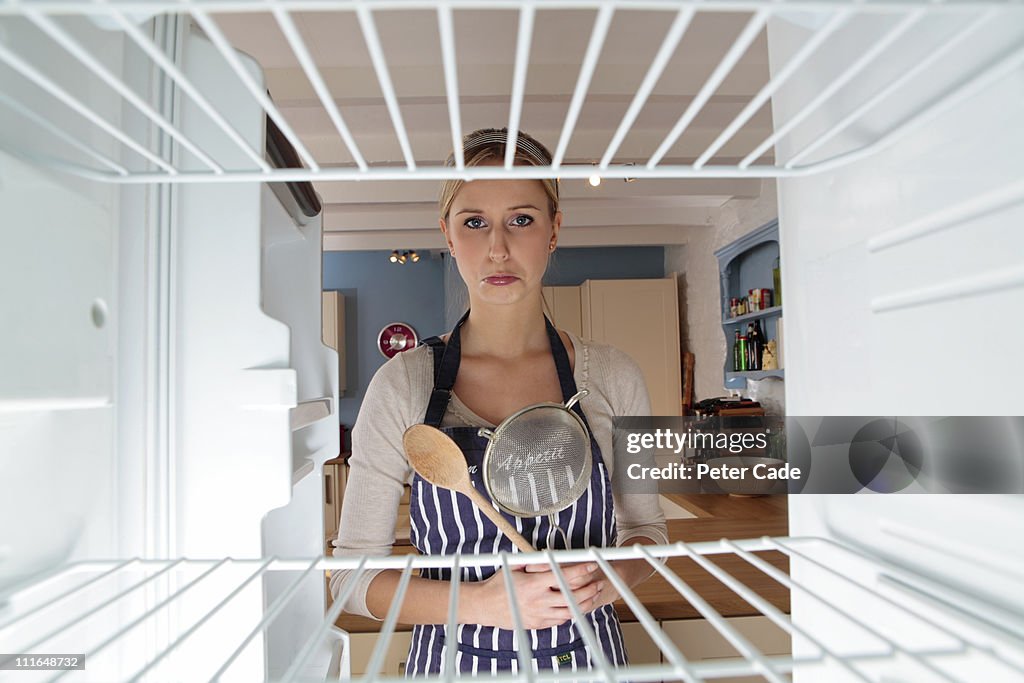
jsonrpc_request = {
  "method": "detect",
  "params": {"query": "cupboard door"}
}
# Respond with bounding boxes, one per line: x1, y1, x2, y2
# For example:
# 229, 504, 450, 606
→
582, 279, 682, 416
347, 631, 413, 677
620, 621, 662, 665
323, 461, 339, 541
542, 285, 583, 338
322, 291, 347, 396
661, 616, 791, 681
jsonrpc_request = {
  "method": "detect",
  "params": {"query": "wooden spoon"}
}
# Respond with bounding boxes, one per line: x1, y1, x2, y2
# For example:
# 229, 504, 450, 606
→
403, 424, 535, 553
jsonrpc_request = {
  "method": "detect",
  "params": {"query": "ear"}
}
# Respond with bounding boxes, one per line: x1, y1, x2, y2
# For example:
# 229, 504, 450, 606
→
439, 217, 454, 252
550, 211, 563, 248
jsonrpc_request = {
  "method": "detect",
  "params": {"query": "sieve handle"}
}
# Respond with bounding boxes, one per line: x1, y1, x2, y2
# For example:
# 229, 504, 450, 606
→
564, 389, 589, 411
463, 486, 536, 553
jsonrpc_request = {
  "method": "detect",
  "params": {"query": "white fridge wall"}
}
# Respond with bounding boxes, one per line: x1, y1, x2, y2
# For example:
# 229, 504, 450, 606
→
768, 11, 1024, 680
173, 30, 294, 559
0, 16, 128, 591
259, 185, 338, 680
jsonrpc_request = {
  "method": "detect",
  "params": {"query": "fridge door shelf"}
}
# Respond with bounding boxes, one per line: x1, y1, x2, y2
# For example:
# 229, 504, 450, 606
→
1, 536, 1021, 682
1, 1, 1021, 184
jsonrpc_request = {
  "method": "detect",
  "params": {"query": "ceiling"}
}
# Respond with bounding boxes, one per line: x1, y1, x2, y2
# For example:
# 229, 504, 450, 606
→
212, 7, 775, 250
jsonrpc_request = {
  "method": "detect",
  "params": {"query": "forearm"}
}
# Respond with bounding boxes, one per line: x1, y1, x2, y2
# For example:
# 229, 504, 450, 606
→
599, 536, 661, 605
365, 569, 486, 625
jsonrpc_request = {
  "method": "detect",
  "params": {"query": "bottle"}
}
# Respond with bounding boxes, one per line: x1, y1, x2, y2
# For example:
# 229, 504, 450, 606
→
732, 331, 742, 371
750, 320, 765, 371
738, 334, 749, 371
772, 258, 782, 307
745, 324, 756, 370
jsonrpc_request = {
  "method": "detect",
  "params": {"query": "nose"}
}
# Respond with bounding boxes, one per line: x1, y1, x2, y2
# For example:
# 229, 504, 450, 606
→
488, 227, 509, 263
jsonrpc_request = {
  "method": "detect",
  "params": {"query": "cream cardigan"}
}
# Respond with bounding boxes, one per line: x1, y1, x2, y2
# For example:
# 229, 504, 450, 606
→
330, 331, 668, 619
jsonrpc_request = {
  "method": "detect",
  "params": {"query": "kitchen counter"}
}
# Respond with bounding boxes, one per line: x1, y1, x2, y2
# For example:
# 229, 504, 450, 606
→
332, 494, 788, 633
618, 493, 788, 622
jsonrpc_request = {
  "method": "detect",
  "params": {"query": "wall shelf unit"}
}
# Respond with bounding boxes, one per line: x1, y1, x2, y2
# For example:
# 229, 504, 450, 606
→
726, 370, 785, 382
725, 305, 783, 326
715, 220, 782, 391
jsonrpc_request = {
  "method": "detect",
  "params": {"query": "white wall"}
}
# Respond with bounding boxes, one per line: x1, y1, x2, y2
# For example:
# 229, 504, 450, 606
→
666, 180, 779, 402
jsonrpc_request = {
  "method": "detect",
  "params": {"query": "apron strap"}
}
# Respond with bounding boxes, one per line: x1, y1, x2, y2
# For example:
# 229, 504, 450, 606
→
420, 311, 587, 426
419, 310, 470, 427
544, 316, 580, 406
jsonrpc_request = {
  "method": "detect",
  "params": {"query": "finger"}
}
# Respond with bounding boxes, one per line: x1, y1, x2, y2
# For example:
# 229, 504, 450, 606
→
560, 562, 599, 586
523, 562, 552, 573
544, 607, 574, 626
548, 580, 603, 610
566, 562, 599, 578
565, 569, 602, 590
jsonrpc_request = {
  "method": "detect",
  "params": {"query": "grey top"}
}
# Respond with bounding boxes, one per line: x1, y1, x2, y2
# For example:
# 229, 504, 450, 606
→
330, 331, 668, 619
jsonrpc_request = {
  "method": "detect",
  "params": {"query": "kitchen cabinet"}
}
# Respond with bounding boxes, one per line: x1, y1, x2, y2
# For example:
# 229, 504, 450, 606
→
322, 290, 347, 397
542, 285, 584, 338
345, 631, 413, 677
714, 220, 784, 390
581, 278, 682, 417
323, 455, 349, 542
662, 615, 791, 679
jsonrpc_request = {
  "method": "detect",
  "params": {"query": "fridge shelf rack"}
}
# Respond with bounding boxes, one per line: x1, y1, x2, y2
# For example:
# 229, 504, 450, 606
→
1, 0, 1022, 184
2, 535, 1022, 682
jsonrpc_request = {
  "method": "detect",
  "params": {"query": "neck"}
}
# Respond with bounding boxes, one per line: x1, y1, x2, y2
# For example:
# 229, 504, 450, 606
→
460, 298, 549, 358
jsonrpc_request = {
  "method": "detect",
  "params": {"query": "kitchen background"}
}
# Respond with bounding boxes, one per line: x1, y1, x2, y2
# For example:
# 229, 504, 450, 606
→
206, 8, 788, 424
323, 184, 781, 431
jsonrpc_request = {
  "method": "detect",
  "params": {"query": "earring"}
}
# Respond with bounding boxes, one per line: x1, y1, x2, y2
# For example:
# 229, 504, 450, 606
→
549, 244, 556, 252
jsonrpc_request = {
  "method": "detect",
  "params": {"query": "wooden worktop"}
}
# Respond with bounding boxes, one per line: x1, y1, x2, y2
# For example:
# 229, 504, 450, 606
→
617, 493, 788, 623
332, 494, 788, 633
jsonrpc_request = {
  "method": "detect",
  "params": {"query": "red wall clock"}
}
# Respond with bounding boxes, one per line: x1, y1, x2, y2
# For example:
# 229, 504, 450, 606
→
377, 322, 418, 359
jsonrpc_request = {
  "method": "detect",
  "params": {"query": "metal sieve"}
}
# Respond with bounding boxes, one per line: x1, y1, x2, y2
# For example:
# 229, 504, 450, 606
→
478, 390, 591, 548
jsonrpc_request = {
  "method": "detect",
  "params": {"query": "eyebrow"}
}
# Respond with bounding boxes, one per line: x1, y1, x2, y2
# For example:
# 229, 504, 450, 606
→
455, 204, 542, 216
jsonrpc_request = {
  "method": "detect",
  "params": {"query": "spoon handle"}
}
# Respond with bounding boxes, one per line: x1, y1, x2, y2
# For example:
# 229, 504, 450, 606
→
463, 486, 536, 553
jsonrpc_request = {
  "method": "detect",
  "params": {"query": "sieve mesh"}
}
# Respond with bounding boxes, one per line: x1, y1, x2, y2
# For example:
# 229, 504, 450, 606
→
482, 404, 591, 517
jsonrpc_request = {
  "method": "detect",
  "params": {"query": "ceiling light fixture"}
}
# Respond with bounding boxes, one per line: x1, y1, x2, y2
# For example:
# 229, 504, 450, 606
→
588, 173, 601, 187
389, 249, 421, 265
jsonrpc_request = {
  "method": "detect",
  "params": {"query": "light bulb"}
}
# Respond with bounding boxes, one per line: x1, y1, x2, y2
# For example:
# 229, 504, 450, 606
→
389, 250, 399, 263
588, 174, 601, 187
410, 251, 420, 263
398, 252, 407, 264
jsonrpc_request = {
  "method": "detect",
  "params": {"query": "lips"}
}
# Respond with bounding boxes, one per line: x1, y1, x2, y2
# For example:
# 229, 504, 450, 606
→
483, 274, 520, 286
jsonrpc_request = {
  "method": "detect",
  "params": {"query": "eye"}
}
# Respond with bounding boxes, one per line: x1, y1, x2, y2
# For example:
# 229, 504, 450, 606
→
510, 214, 534, 227
464, 216, 487, 229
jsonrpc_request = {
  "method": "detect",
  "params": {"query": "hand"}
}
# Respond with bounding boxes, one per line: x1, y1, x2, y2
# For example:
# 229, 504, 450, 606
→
581, 556, 657, 611
464, 562, 605, 630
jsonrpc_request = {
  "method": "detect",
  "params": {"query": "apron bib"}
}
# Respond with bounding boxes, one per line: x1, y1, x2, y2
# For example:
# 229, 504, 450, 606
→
404, 312, 627, 676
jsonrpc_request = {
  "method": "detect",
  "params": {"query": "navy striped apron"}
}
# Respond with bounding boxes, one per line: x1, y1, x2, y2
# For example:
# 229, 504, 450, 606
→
404, 312, 627, 676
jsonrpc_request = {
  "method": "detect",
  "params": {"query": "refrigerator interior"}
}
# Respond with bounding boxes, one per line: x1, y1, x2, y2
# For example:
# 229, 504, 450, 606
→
1, 1, 1022, 681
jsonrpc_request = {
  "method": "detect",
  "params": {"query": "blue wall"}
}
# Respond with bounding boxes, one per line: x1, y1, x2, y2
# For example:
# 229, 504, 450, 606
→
543, 246, 664, 285
325, 246, 664, 437
323, 251, 446, 434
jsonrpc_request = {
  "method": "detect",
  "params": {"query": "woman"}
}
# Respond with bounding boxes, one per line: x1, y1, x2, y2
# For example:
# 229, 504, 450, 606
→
331, 128, 667, 675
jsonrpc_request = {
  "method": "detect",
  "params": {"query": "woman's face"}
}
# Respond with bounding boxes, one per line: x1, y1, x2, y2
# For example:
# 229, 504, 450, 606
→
441, 177, 561, 307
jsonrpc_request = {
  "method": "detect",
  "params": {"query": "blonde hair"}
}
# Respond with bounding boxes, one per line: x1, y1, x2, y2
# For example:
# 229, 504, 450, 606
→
439, 128, 559, 221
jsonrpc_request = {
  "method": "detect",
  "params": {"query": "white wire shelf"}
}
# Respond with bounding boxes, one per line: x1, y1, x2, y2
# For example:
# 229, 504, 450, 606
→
1, 536, 1022, 682
0, 0, 1021, 184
